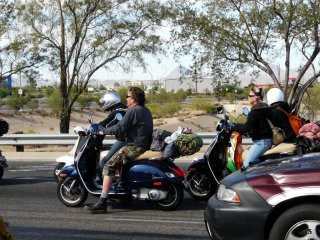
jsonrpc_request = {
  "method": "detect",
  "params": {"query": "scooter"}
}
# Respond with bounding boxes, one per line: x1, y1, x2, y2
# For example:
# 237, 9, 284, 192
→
53, 126, 109, 182
0, 150, 8, 181
53, 108, 125, 182
56, 114, 185, 211
185, 107, 298, 200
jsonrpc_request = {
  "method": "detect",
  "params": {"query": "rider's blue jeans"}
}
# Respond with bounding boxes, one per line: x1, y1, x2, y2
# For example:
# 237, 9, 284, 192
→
243, 139, 272, 168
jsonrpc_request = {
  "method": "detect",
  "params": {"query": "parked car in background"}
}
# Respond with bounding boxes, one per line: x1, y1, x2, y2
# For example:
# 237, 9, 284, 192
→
204, 152, 320, 240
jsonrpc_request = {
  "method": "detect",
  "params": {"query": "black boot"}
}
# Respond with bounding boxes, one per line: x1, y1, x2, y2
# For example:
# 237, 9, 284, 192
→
86, 198, 107, 213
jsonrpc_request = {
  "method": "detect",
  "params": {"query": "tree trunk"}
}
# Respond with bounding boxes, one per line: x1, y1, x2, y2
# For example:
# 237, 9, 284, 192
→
59, 102, 71, 133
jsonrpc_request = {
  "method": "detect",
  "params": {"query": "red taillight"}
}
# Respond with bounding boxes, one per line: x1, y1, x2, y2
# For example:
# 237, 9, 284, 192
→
153, 182, 162, 186
170, 166, 186, 177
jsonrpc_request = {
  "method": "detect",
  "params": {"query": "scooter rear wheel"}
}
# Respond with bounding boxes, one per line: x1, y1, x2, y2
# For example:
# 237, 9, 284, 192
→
57, 177, 88, 207
155, 184, 184, 211
187, 171, 217, 201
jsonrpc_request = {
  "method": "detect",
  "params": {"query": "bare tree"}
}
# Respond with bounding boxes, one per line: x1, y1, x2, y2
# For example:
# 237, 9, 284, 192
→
0, 0, 42, 82
17, 0, 171, 132
171, 0, 320, 115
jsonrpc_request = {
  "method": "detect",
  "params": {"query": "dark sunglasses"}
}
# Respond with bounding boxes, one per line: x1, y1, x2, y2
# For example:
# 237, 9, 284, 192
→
126, 95, 132, 99
248, 95, 256, 98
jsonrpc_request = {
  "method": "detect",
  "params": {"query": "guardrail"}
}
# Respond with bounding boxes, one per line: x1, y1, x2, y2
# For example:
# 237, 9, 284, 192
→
0, 132, 253, 152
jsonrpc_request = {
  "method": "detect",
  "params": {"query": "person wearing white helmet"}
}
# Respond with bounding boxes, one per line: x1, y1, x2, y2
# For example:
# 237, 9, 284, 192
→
97, 92, 127, 178
266, 88, 296, 142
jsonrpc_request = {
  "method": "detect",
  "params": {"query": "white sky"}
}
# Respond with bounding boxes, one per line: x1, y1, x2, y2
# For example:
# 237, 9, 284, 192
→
92, 54, 194, 81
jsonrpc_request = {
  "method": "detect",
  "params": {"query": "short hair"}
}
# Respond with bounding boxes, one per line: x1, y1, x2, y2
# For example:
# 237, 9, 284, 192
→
250, 87, 264, 100
128, 87, 145, 106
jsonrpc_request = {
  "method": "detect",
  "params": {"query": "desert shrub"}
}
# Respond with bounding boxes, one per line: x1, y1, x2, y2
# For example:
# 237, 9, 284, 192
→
6, 91, 30, 110
190, 98, 216, 114
76, 93, 95, 110
47, 88, 61, 116
147, 102, 181, 118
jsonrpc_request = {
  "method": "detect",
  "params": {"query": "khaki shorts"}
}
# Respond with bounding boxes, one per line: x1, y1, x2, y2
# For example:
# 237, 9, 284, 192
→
102, 145, 145, 177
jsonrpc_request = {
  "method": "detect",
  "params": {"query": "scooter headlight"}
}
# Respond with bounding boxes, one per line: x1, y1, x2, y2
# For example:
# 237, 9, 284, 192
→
217, 184, 240, 203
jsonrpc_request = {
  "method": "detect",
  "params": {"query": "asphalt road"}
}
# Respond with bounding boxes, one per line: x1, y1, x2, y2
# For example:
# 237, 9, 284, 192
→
0, 160, 211, 240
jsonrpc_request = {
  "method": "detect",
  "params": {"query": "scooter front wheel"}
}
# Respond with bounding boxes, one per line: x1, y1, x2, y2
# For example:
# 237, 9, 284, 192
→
187, 170, 217, 201
155, 184, 184, 211
57, 177, 88, 207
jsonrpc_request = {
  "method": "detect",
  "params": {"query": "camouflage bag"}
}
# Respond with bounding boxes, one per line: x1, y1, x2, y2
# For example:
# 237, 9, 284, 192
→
174, 133, 203, 156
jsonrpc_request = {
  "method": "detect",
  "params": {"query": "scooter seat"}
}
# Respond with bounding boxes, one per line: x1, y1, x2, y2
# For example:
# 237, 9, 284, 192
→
263, 143, 297, 156
133, 150, 162, 161
242, 143, 297, 161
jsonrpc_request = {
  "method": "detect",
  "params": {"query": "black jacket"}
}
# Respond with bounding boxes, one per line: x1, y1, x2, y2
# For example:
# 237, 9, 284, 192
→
235, 102, 273, 141
270, 101, 296, 142
101, 105, 153, 150
98, 103, 127, 141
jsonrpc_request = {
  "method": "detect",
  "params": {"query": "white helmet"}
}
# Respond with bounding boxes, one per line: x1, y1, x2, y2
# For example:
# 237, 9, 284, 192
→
99, 92, 121, 111
267, 88, 284, 105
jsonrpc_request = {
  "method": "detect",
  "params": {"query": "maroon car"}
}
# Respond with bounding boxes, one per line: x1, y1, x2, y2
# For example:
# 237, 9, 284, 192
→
204, 152, 320, 240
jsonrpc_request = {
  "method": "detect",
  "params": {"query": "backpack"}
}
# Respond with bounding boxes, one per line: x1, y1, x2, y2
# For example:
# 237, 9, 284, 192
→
174, 133, 203, 156
150, 128, 172, 151
277, 107, 303, 135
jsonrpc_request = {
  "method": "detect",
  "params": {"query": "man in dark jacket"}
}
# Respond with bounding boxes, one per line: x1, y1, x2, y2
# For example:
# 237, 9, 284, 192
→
86, 86, 153, 213
266, 88, 296, 143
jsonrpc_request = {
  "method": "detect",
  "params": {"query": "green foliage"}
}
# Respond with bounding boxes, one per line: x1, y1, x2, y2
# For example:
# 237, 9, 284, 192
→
76, 93, 95, 110
147, 88, 188, 104
171, 0, 320, 112
43, 87, 55, 97
146, 102, 181, 118
0, 88, 10, 98
47, 88, 61, 116
305, 84, 320, 112
190, 98, 216, 114
117, 87, 129, 103
6, 90, 30, 110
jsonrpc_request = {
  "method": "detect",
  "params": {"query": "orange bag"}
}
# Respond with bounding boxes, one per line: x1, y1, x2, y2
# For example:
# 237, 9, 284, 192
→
278, 108, 303, 135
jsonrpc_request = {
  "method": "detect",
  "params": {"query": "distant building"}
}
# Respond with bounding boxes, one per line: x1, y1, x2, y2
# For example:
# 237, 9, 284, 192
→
163, 65, 215, 93
0, 76, 12, 90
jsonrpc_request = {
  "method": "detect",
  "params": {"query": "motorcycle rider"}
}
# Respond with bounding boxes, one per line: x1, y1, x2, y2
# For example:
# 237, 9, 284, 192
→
232, 87, 273, 168
97, 92, 127, 176
86, 86, 153, 213
266, 88, 296, 143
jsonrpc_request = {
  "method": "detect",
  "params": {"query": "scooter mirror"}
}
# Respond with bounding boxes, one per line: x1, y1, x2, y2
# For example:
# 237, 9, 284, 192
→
115, 113, 123, 121
242, 107, 249, 116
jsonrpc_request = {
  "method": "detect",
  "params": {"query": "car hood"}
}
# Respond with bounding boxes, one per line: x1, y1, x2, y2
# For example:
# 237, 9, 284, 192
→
245, 152, 320, 205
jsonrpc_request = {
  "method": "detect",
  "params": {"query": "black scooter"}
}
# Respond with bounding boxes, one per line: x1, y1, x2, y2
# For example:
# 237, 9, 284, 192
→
184, 108, 298, 200
57, 114, 185, 210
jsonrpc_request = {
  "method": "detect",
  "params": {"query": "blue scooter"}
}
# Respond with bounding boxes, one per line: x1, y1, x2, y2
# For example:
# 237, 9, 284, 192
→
57, 114, 185, 210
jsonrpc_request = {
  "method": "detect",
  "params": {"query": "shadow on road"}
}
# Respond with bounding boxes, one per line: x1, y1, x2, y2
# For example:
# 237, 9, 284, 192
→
11, 226, 210, 240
